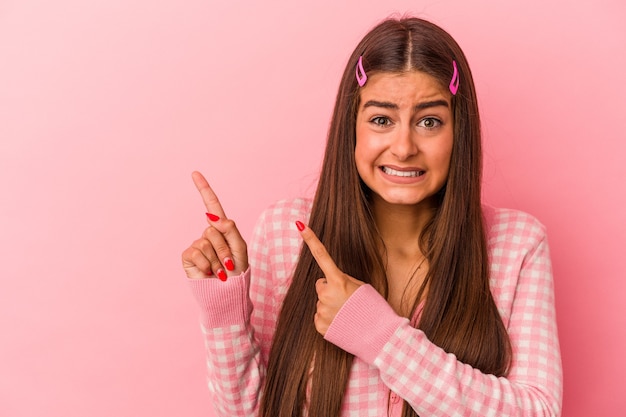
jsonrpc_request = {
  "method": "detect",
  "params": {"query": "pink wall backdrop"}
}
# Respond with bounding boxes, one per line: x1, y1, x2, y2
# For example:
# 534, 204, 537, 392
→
1, 0, 624, 416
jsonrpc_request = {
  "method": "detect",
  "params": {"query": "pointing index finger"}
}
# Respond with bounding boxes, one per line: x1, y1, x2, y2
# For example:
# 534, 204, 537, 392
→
297, 221, 342, 279
191, 171, 227, 219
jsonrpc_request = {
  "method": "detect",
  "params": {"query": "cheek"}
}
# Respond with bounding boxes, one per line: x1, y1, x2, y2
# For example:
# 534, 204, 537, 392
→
435, 130, 454, 162
354, 128, 373, 170
439, 142, 454, 178
354, 129, 385, 171
440, 141, 453, 167
424, 135, 453, 176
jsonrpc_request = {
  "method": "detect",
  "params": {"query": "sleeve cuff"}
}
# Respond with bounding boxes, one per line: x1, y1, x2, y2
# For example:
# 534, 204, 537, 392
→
324, 284, 406, 364
187, 268, 253, 328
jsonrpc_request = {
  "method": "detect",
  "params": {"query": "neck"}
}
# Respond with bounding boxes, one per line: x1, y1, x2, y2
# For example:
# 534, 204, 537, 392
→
371, 196, 437, 257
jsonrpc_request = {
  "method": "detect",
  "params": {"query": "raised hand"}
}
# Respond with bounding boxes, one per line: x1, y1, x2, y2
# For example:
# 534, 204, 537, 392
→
296, 221, 364, 336
181, 171, 248, 280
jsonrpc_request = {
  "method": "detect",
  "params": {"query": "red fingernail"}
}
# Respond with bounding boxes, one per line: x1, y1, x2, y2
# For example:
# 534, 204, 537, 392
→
217, 269, 227, 282
295, 220, 305, 232
206, 213, 220, 222
224, 258, 235, 271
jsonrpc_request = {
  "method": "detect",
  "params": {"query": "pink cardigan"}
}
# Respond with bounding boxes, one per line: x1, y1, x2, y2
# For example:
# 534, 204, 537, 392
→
188, 198, 562, 416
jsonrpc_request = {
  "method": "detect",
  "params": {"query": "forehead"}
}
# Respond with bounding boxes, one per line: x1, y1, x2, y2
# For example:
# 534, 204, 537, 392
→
358, 71, 449, 107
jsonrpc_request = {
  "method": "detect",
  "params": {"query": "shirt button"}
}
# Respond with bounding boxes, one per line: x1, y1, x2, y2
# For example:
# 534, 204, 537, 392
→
390, 392, 400, 404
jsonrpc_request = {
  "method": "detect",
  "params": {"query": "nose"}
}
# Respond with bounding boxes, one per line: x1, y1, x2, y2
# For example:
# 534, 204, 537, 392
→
389, 125, 418, 161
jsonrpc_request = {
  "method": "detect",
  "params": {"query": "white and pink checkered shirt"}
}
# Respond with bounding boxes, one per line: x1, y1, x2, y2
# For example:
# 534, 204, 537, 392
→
188, 198, 562, 416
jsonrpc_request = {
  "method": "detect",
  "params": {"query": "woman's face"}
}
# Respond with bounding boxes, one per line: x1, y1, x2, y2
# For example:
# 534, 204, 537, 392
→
355, 70, 454, 209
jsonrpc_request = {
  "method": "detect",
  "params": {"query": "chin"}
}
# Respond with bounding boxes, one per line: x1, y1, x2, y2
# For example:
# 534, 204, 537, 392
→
372, 189, 441, 208
376, 193, 425, 206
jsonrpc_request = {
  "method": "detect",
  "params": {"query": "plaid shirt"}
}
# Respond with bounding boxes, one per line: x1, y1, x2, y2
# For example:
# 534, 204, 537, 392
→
188, 198, 562, 416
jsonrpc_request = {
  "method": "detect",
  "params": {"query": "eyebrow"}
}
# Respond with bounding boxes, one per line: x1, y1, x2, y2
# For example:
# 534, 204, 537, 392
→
362, 99, 449, 111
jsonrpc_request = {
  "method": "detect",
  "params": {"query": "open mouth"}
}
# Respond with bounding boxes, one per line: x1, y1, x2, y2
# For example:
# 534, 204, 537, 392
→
380, 166, 425, 177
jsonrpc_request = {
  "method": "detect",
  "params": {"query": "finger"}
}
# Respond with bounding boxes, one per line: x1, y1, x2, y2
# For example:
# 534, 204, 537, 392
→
296, 221, 342, 279
194, 236, 228, 281
208, 218, 247, 256
182, 239, 215, 279
315, 278, 330, 301
203, 226, 236, 272
191, 171, 227, 219
203, 218, 248, 275
198, 239, 228, 281
313, 311, 328, 336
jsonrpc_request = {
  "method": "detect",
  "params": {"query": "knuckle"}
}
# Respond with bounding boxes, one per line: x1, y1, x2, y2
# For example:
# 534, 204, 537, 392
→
202, 226, 213, 238
221, 218, 236, 229
315, 282, 328, 295
183, 249, 208, 271
181, 246, 193, 260
314, 319, 327, 336
187, 247, 202, 260
197, 239, 213, 252
316, 303, 325, 315
191, 237, 205, 247
205, 226, 220, 239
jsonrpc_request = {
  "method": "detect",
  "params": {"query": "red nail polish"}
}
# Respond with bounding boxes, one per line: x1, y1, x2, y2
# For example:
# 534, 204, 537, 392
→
206, 213, 220, 222
295, 220, 305, 232
224, 258, 235, 271
217, 269, 227, 282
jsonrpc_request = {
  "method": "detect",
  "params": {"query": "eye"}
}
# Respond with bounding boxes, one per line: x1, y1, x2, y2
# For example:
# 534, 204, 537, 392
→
417, 117, 442, 129
370, 116, 392, 127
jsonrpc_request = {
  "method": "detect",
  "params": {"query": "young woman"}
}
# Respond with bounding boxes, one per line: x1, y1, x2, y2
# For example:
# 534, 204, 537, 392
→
182, 17, 562, 417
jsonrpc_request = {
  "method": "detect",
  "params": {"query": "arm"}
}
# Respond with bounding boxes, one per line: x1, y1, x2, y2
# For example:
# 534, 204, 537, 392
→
187, 269, 264, 417
324, 223, 562, 416
187, 198, 310, 416
182, 172, 280, 417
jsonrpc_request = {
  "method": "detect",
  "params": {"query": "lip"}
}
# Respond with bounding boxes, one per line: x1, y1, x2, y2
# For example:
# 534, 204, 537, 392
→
382, 164, 424, 172
379, 165, 426, 184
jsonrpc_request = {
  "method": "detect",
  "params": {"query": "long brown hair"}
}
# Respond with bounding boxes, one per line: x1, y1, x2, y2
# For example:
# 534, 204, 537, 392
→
260, 17, 511, 417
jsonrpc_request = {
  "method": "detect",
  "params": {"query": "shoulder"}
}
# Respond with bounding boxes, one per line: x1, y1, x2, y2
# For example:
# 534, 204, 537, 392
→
260, 197, 313, 222
482, 204, 547, 248
249, 198, 313, 289
251, 197, 313, 247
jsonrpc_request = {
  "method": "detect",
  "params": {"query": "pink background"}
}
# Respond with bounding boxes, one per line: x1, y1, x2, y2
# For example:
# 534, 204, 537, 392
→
1, 0, 624, 416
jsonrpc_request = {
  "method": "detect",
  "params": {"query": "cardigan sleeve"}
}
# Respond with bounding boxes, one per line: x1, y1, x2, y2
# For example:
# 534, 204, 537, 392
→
324, 214, 563, 416
187, 270, 263, 417
186, 198, 309, 417
186, 208, 278, 417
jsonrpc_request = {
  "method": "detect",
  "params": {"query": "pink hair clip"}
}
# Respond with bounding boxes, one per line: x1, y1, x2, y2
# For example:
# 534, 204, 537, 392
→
356, 55, 367, 87
449, 60, 459, 95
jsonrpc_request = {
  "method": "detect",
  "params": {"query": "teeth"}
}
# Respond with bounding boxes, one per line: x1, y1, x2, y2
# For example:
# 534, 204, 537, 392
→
382, 166, 423, 177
